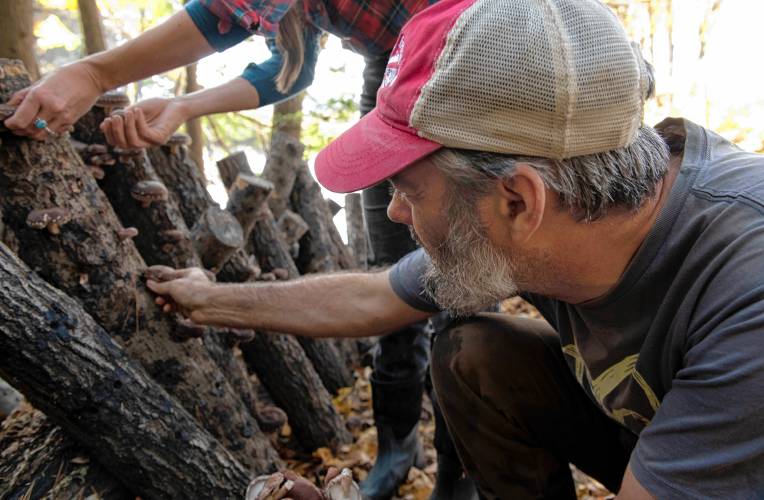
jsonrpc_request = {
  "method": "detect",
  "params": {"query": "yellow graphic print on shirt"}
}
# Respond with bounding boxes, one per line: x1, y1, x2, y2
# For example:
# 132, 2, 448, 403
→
562, 344, 660, 430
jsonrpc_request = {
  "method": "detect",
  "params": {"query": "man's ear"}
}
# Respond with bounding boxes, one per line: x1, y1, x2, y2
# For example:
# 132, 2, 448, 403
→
496, 163, 546, 243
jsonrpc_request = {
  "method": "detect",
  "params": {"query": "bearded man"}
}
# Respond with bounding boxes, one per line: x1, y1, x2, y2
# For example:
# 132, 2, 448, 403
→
146, 0, 764, 497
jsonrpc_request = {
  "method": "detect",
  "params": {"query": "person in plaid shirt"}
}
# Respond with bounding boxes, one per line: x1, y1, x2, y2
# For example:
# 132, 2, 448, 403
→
4, 1, 475, 499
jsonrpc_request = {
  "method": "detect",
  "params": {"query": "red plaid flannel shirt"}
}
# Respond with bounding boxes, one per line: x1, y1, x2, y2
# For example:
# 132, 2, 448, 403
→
200, 0, 436, 56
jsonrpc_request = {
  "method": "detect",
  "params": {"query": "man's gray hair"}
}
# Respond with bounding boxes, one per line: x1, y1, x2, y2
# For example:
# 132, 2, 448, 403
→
430, 125, 670, 222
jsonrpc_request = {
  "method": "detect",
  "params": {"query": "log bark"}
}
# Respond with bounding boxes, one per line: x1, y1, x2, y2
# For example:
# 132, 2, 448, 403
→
192, 205, 245, 271
157, 145, 345, 449
148, 143, 216, 230
0, 63, 277, 473
262, 132, 304, 219
0, 405, 130, 500
345, 192, 368, 269
96, 149, 198, 268
90, 140, 267, 430
0, 245, 253, 498
218, 154, 355, 396
290, 164, 354, 273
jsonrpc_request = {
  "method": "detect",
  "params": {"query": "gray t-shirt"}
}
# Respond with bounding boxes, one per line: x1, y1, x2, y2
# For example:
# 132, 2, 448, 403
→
389, 118, 764, 498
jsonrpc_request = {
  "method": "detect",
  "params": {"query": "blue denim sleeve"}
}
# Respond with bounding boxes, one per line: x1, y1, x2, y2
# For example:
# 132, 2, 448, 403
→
388, 248, 441, 313
241, 26, 320, 107
185, 0, 252, 52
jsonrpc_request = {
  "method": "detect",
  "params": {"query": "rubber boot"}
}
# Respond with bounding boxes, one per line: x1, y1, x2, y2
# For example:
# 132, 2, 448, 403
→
361, 376, 426, 500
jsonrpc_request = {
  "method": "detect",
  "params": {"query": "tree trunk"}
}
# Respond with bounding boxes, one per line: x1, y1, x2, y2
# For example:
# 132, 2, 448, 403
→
77, 0, 107, 55
0, 61, 278, 473
272, 92, 305, 141
0, 244, 253, 498
0, 6, 39, 80
0, 405, 130, 500
345, 192, 368, 269
184, 62, 206, 178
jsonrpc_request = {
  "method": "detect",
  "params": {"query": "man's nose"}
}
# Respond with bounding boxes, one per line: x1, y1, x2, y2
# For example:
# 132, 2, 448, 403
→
387, 194, 412, 225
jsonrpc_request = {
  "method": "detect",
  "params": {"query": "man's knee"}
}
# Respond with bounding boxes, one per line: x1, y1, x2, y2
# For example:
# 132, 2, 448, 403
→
431, 313, 559, 396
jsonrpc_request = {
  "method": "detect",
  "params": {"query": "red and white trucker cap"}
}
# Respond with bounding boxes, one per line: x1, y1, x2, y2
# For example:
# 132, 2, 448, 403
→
315, 0, 650, 193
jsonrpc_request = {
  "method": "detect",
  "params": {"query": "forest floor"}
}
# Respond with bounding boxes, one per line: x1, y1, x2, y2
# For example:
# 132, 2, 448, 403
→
276, 297, 614, 500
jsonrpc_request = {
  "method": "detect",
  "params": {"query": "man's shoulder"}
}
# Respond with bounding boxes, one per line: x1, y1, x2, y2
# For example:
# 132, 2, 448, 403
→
673, 118, 764, 211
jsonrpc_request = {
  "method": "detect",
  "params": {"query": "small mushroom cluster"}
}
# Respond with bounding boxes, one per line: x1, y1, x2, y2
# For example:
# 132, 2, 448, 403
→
26, 208, 71, 235
71, 140, 115, 180
166, 133, 191, 156
95, 92, 130, 116
246, 468, 360, 500
130, 180, 168, 208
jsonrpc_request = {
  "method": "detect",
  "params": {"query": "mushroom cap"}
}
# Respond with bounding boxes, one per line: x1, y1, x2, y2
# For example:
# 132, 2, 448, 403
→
166, 133, 191, 146
26, 208, 72, 229
159, 229, 185, 242
113, 147, 143, 157
95, 92, 130, 108
130, 180, 168, 203
118, 227, 139, 240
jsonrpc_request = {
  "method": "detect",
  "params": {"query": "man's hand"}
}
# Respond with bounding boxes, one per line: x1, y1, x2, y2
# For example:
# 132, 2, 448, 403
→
101, 98, 188, 149
4, 63, 105, 140
145, 266, 213, 321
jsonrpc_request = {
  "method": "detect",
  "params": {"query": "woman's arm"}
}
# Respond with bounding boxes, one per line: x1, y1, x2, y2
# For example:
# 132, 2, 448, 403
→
4, 9, 215, 139
103, 26, 321, 149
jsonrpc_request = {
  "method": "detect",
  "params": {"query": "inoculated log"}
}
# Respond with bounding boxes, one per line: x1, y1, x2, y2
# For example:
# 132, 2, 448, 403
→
219, 157, 355, 396
0, 244, 252, 498
148, 137, 216, 230
0, 406, 130, 500
226, 173, 274, 237
81, 136, 265, 426
217, 151, 254, 199
345, 192, 368, 269
158, 146, 346, 449
96, 148, 198, 268
290, 164, 354, 273
261, 132, 304, 219
192, 206, 245, 271
0, 62, 277, 473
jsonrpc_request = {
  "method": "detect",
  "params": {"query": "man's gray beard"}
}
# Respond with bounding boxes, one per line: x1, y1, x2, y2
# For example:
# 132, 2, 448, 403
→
418, 210, 520, 316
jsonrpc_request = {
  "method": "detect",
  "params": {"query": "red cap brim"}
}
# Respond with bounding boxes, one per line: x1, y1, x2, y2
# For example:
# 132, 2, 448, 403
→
315, 109, 442, 193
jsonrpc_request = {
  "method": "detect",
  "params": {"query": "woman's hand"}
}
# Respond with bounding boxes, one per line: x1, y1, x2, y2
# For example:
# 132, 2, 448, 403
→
3, 62, 105, 140
101, 97, 189, 148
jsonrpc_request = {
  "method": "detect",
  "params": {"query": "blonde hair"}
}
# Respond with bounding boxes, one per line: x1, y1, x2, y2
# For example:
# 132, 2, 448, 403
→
274, 1, 305, 93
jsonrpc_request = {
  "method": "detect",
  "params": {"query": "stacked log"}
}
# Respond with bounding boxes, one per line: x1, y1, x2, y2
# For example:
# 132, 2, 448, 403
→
0, 58, 363, 496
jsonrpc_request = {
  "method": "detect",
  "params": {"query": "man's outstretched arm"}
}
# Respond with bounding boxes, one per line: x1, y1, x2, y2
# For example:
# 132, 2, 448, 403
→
145, 266, 433, 338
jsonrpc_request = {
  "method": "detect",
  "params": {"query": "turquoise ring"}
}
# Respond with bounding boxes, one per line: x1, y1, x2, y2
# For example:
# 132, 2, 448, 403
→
34, 118, 48, 129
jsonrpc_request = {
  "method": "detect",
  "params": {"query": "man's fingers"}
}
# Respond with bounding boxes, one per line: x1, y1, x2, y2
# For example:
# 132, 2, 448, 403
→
155, 296, 166, 306
144, 265, 198, 282
162, 303, 173, 314
146, 279, 170, 295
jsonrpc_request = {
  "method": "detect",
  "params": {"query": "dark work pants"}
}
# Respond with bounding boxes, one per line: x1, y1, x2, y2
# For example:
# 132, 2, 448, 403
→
431, 314, 638, 499
360, 53, 430, 387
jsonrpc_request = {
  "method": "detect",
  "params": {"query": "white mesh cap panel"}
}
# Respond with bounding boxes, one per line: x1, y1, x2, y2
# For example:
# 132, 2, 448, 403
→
410, 0, 645, 159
